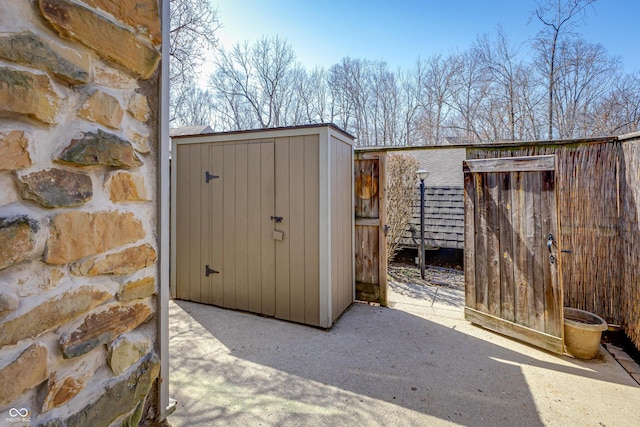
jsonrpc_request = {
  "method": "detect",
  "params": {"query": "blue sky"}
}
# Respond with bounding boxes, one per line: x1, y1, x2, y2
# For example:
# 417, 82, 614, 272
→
209, 0, 639, 74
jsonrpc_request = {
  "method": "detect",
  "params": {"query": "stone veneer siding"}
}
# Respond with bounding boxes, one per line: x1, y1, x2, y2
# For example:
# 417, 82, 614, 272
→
0, 1, 163, 425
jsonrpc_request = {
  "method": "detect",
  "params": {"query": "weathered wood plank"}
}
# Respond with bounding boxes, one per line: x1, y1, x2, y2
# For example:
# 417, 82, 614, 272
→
355, 159, 379, 219
463, 171, 477, 309
475, 173, 489, 313
542, 169, 563, 338
512, 171, 529, 327
486, 172, 501, 316
355, 225, 379, 286
377, 152, 388, 307
527, 171, 545, 331
499, 172, 515, 322
463, 155, 555, 173
465, 307, 563, 354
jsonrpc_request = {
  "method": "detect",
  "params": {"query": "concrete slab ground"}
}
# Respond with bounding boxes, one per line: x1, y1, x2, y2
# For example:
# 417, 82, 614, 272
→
166, 282, 640, 427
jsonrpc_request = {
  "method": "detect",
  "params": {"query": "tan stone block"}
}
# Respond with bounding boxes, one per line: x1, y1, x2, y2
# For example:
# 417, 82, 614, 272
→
126, 129, 150, 154
117, 276, 155, 301
78, 90, 124, 129
0, 217, 34, 271
60, 302, 152, 358
45, 211, 144, 265
41, 373, 86, 412
108, 336, 148, 375
71, 243, 156, 276
0, 343, 48, 407
0, 67, 61, 123
39, 0, 161, 80
0, 131, 31, 171
107, 171, 149, 203
0, 286, 111, 347
94, 66, 137, 89
127, 92, 150, 122
83, 0, 161, 45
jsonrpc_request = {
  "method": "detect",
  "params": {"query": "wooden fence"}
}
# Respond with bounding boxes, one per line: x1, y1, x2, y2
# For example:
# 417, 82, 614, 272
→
468, 136, 640, 349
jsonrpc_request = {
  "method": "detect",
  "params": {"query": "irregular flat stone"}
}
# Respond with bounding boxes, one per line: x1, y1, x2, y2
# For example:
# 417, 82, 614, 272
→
57, 129, 142, 169
60, 302, 152, 358
127, 92, 150, 122
126, 129, 150, 153
83, 0, 161, 45
108, 336, 148, 375
0, 286, 110, 347
19, 168, 92, 208
77, 90, 124, 129
71, 243, 156, 276
0, 343, 48, 407
0, 130, 32, 171
41, 374, 86, 412
0, 67, 61, 123
60, 353, 159, 427
0, 292, 19, 314
0, 32, 90, 85
0, 216, 35, 271
117, 276, 155, 301
107, 170, 149, 203
39, 0, 161, 79
45, 210, 144, 264
94, 65, 137, 89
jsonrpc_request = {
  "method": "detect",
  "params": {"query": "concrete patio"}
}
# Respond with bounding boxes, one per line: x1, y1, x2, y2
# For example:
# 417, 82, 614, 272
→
166, 280, 640, 426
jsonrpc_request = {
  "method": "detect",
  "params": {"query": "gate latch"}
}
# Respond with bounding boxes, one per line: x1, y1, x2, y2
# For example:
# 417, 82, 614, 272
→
205, 265, 219, 276
547, 233, 554, 252
271, 216, 283, 223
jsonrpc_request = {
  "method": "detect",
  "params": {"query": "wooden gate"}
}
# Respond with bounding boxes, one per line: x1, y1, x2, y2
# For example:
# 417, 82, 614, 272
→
463, 155, 564, 354
354, 152, 388, 305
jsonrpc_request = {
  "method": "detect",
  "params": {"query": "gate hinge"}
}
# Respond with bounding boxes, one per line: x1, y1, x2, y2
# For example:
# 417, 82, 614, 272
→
205, 171, 219, 183
205, 265, 219, 276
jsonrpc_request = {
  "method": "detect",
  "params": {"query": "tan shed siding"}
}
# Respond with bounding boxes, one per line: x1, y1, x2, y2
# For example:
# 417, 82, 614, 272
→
303, 135, 321, 325
260, 142, 276, 316
330, 135, 354, 321
275, 137, 291, 320
288, 136, 306, 323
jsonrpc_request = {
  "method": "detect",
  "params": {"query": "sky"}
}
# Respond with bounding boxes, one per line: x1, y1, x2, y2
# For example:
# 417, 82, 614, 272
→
206, 0, 640, 79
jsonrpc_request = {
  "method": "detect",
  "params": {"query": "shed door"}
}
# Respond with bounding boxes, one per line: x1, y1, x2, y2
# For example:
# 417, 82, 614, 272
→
463, 155, 563, 354
175, 141, 276, 314
354, 152, 388, 305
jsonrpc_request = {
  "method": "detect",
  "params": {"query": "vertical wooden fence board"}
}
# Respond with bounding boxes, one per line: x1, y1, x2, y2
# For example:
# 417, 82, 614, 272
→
528, 172, 545, 331
498, 172, 515, 322
223, 144, 237, 308
463, 171, 477, 308
210, 144, 224, 306
304, 137, 320, 325
275, 137, 291, 320
474, 173, 488, 313
234, 143, 249, 311
512, 171, 529, 327
377, 152, 387, 306
542, 169, 563, 337
486, 173, 501, 317
261, 142, 276, 316
289, 136, 306, 323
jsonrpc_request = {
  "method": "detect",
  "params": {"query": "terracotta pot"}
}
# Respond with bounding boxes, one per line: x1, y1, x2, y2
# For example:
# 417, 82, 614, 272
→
564, 307, 608, 360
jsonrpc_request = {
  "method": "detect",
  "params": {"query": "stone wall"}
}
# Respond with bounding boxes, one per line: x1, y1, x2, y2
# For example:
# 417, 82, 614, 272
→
0, 1, 162, 425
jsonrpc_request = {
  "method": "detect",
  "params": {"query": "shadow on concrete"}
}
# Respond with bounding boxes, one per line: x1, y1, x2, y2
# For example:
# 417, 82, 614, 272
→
166, 293, 639, 427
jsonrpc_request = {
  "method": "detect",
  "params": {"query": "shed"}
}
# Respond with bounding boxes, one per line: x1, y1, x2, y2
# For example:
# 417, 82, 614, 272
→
171, 124, 355, 328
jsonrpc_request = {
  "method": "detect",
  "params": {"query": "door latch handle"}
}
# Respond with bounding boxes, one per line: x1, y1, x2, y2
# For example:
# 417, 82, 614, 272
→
270, 216, 283, 223
547, 233, 554, 252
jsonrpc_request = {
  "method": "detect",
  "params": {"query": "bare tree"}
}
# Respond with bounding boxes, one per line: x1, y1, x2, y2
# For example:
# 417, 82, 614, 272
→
209, 36, 298, 129
169, 0, 220, 126
532, 0, 596, 139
